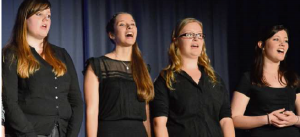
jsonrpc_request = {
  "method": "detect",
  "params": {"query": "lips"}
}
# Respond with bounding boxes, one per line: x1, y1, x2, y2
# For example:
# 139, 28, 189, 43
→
191, 44, 199, 48
277, 48, 284, 54
41, 24, 47, 29
125, 32, 134, 38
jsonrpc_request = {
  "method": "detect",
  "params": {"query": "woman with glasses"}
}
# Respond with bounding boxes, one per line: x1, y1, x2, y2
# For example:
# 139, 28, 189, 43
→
231, 25, 300, 137
150, 18, 235, 137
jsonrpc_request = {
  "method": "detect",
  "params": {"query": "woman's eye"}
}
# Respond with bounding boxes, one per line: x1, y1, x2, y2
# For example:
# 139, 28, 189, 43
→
36, 13, 42, 16
119, 24, 125, 26
273, 38, 279, 41
47, 15, 51, 18
131, 23, 135, 26
285, 40, 289, 43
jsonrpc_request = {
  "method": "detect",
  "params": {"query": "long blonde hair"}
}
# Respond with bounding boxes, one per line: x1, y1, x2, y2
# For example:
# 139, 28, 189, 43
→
161, 18, 217, 90
106, 12, 154, 102
4, 0, 66, 78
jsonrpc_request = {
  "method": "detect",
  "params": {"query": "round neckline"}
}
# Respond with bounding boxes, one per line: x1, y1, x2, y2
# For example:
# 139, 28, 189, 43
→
265, 86, 287, 89
103, 56, 131, 63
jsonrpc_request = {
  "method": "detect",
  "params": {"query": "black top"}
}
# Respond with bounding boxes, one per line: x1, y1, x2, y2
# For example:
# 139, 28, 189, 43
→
237, 72, 300, 137
2, 45, 83, 137
84, 56, 146, 121
150, 66, 231, 137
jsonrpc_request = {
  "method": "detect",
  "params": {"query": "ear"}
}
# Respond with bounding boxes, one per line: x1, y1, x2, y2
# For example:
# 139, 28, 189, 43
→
108, 32, 115, 40
257, 41, 263, 49
172, 37, 176, 42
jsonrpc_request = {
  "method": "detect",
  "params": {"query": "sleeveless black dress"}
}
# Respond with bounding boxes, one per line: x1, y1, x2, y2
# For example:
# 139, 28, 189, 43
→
85, 56, 147, 137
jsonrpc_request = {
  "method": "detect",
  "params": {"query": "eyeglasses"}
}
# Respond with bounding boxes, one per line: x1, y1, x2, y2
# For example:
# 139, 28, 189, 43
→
178, 33, 205, 40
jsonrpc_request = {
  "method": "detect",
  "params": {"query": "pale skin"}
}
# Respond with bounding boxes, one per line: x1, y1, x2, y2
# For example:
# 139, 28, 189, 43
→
84, 13, 151, 137
231, 30, 300, 129
153, 22, 235, 137
26, 8, 51, 56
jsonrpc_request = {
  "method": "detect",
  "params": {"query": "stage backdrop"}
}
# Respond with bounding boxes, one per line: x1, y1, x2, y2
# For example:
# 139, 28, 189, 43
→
2, 0, 300, 137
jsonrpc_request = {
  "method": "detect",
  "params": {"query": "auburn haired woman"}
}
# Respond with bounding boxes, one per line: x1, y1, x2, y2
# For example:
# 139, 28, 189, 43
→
2, 0, 83, 136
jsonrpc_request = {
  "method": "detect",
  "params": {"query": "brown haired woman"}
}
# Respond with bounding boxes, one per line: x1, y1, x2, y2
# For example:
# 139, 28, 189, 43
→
2, 0, 83, 136
231, 25, 300, 137
83, 12, 154, 136
150, 18, 235, 137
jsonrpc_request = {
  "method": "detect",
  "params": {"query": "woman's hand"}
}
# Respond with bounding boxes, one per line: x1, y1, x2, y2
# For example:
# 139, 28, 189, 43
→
267, 108, 285, 127
272, 111, 299, 127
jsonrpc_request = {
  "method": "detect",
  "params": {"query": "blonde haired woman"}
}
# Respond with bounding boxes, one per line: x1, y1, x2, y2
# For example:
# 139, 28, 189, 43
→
150, 18, 235, 137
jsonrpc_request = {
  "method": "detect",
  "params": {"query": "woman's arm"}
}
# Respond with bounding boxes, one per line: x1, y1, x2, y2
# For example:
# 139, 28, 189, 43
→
2, 51, 37, 136
220, 117, 235, 137
143, 103, 151, 137
84, 64, 100, 136
63, 49, 83, 137
231, 91, 282, 129
294, 93, 300, 127
153, 116, 168, 137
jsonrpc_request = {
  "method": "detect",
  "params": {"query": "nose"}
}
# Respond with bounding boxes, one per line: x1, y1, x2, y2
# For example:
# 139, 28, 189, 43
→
43, 15, 50, 21
127, 24, 132, 29
192, 35, 199, 41
279, 40, 285, 47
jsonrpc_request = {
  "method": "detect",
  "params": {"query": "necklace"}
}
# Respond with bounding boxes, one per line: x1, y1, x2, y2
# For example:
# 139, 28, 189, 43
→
114, 51, 130, 70
121, 61, 129, 70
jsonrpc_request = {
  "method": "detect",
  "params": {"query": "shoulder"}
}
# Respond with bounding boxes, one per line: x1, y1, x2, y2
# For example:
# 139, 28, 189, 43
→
2, 46, 17, 63
50, 44, 67, 54
154, 74, 166, 83
242, 71, 251, 79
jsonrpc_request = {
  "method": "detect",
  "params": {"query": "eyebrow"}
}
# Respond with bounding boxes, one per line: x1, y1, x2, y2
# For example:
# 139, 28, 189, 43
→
117, 20, 135, 23
182, 31, 202, 33
273, 35, 288, 38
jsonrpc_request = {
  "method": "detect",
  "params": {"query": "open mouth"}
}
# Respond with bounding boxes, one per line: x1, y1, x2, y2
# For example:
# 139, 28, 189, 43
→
41, 24, 47, 29
277, 49, 284, 54
191, 44, 199, 48
125, 32, 133, 38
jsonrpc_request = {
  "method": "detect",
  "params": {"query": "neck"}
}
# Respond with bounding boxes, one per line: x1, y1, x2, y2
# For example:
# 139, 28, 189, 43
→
263, 57, 280, 74
27, 35, 44, 51
181, 57, 198, 70
114, 45, 132, 61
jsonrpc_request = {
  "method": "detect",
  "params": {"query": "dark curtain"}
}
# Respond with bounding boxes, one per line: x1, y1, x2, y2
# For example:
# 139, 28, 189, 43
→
228, 0, 300, 136
84, 0, 230, 85
2, 0, 300, 137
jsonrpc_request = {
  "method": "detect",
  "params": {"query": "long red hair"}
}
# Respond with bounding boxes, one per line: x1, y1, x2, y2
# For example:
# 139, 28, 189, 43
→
4, 0, 66, 78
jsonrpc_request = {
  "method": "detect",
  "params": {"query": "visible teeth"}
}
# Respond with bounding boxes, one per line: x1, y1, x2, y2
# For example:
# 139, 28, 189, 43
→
126, 32, 133, 37
277, 49, 284, 53
42, 24, 46, 27
191, 44, 199, 47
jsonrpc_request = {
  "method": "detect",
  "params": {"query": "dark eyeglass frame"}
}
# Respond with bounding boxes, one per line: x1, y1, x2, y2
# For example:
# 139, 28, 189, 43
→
178, 33, 206, 39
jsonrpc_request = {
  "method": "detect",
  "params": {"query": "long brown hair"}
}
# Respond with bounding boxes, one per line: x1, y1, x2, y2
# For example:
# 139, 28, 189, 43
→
162, 18, 217, 90
3, 0, 66, 78
251, 25, 299, 87
106, 12, 154, 102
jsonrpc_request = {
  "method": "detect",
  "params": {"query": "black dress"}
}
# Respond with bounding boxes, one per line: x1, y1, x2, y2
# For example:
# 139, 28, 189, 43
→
237, 72, 300, 137
85, 56, 147, 137
150, 66, 231, 137
2, 45, 83, 137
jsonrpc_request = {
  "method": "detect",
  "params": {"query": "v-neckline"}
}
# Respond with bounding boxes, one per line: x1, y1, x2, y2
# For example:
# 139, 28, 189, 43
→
180, 69, 202, 85
30, 46, 52, 67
